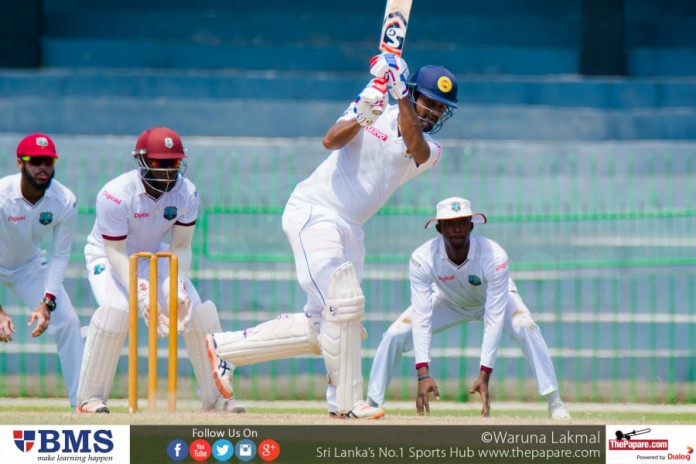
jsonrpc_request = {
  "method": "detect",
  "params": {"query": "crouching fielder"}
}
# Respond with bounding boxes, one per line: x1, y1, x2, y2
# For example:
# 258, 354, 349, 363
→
365, 197, 571, 419
76, 127, 243, 414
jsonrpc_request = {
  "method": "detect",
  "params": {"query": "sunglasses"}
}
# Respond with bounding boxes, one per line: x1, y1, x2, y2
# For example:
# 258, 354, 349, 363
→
149, 158, 182, 169
21, 156, 56, 167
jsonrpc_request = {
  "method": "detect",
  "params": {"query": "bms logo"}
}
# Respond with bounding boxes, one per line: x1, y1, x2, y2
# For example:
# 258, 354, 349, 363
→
12, 429, 114, 453
13, 430, 35, 452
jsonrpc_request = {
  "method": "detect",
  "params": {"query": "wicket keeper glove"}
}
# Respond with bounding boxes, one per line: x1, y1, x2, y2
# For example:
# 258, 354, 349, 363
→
369, 53, 409, 100
353, 77, 388, 126
136, 278, 169, 337
163, 276, 193, 333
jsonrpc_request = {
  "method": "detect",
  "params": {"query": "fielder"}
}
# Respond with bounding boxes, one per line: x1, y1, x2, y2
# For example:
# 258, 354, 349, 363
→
76, 126, 243, 414
0, 134, 83, 409
365, 197, 571, 419
204, 53, 459, 419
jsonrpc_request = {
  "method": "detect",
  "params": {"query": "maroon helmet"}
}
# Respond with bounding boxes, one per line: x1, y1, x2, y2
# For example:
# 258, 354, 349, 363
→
132, 127, 187, 193
132, 126, 187, 160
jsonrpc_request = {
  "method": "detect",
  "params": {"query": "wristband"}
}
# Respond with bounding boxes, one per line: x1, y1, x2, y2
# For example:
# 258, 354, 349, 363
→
417, 375, 430, 381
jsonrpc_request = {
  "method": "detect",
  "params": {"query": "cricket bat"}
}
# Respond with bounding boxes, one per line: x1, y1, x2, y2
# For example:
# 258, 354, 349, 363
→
379, 0, 413, 57
371, 0, 413, 115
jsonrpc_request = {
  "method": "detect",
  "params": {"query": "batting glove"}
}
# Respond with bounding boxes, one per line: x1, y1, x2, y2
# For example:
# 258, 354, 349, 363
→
369, 53, 409, 100
353, 77, 388, 126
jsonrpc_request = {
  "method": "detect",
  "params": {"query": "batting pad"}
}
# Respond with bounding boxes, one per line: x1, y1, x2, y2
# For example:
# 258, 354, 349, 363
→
216, 313, 321, 366
184, 300, 223, 407
77, 306, 128, 403
320, 262, 365, 414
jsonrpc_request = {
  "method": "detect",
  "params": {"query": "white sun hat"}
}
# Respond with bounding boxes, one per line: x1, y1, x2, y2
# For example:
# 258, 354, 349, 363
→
424, 197, 487, 228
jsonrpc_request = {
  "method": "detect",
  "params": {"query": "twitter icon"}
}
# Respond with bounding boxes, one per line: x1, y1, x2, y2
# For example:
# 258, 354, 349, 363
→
212, 439, 234, 461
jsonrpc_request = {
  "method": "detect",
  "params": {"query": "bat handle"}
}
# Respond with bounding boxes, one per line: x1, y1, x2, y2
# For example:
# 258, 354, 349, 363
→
371, 101, 385, 116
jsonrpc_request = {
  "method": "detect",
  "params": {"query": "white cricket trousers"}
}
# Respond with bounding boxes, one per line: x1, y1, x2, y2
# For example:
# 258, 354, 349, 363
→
282, 199, 366, 412
366, 289, 560, 406
0, 255, 84, 407
282, 199, 365, 316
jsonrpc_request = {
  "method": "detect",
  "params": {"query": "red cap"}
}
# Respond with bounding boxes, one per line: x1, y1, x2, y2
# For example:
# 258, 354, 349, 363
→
132, 126, 186, 159
16, 133, 58, 159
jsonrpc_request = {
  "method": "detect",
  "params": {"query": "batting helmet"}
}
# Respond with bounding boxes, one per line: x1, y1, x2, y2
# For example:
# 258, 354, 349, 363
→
132, 126, 186, 159
408, 65, 458, 108
16, 133, 58, 159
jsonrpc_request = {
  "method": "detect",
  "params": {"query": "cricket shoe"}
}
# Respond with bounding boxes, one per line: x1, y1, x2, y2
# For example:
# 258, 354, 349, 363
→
204, 395, 246, 414
548, 401, 571, 420
330, 400, 385, 419
204, 334, 234, 399
76, 399, 110, 414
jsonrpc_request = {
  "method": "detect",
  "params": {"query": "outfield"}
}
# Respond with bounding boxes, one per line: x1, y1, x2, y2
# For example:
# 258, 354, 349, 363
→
1, 398, 694, 426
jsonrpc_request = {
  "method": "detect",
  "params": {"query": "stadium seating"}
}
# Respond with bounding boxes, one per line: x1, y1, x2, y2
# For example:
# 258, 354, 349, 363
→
0, 0, 693, 139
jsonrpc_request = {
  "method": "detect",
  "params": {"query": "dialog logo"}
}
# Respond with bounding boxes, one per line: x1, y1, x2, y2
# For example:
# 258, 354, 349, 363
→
236, 439, 257, 462
167, 439, 188, 461
212, 439, 234, 461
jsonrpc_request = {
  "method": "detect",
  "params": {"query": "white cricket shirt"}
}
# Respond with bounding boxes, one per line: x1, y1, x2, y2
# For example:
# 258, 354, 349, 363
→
290, 104, 443, 225
85, 170, 199, 258
409, 234, 511, 370
0, 173, 77, 296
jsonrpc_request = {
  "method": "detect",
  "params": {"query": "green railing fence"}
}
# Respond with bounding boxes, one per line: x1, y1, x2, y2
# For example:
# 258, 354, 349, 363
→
0, 136, 693, 405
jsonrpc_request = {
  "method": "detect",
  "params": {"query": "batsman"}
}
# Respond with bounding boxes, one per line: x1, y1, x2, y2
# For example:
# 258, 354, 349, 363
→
76, 127, 244, 414
205, 53, 459, 418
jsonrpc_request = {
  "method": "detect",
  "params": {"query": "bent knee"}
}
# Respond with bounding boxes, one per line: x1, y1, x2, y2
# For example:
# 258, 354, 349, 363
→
382, 323, 412, 347
510, 310, 537, 337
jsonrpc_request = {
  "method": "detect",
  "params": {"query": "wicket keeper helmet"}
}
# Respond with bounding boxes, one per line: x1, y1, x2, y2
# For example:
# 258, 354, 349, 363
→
132, 126, 187, 193
133, 126, 187, 160
407, 65, 458, 134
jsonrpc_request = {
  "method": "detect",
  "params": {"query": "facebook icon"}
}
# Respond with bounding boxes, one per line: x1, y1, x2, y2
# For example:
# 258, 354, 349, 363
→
167, 439, 188, 461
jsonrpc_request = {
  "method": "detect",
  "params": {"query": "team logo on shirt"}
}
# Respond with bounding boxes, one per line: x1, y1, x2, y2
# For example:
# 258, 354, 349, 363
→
38, 212, 53, 225
163, 206, 178, 220
93, 263, 106, 275
468, 275, 482, 286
